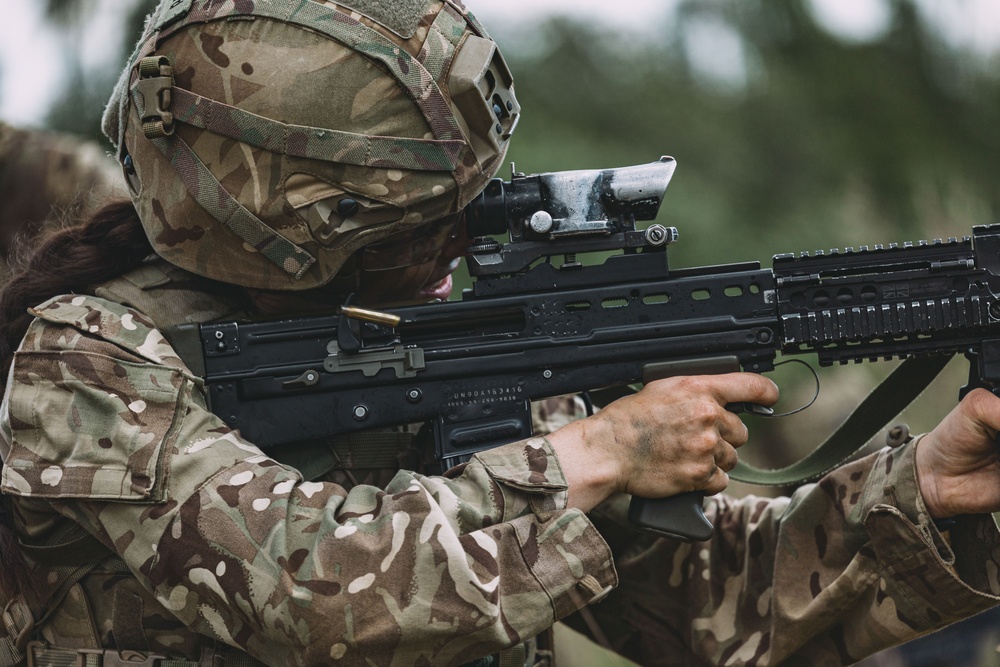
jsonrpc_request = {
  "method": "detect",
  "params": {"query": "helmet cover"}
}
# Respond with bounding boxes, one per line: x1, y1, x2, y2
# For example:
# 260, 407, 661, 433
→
102, 0, 520, 290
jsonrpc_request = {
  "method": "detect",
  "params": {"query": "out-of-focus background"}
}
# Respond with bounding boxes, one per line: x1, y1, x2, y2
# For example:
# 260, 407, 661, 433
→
1, 2, 999, 663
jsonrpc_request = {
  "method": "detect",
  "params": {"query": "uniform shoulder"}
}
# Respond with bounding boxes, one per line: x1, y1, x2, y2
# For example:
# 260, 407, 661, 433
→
93, 258, 249, 330
28, 294, 187, 369
4, 294, 193, 501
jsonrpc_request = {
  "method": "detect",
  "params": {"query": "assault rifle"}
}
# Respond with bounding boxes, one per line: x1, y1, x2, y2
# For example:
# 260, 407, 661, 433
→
168, 157, 1000, 541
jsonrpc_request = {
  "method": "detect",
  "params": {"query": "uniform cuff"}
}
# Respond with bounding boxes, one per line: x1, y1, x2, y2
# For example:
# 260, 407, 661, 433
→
474, 437, 619, 615
859, 440, 1000, 622
473, 436, 569, 492
473, 436, 571, 522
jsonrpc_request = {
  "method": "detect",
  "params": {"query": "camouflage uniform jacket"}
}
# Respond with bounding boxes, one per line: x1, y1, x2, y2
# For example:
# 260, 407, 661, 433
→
2, 262, 1000, 667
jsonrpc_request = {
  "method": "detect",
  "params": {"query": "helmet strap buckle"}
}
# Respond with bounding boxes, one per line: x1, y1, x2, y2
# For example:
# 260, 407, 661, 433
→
136, 56, 175, 139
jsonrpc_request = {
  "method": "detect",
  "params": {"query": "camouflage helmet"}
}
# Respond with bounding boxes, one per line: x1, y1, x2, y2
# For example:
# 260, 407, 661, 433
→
102, 0, 519, 290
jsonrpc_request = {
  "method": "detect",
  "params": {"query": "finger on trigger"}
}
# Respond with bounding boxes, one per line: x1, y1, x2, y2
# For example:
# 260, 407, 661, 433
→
712, 372, 779, 408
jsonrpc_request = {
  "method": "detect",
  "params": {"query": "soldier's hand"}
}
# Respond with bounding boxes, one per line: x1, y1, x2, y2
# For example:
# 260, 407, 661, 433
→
916, 388, 1000, 518
547, 373, 778, 512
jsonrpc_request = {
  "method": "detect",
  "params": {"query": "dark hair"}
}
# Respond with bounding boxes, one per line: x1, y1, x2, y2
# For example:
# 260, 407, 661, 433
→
0, 199, 152, 601
0, 199, 153, 382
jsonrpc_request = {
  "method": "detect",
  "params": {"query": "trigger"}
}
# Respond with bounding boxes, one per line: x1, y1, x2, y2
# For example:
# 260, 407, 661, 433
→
727, 402, 774, 416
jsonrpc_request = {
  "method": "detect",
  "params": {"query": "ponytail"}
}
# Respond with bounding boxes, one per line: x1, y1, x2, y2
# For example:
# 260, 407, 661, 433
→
0, 200, 152, 383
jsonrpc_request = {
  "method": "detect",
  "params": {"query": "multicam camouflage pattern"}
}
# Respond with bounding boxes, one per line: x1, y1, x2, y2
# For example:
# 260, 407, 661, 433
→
569, 446, 1000, 666
0, 122, 124, 267
103, 0, 516, 291
2, 267, 1000, 666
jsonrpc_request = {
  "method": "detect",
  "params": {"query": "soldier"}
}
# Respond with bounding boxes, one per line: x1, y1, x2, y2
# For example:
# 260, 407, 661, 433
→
0, 2, 1000, 666
0, 121, 123, 267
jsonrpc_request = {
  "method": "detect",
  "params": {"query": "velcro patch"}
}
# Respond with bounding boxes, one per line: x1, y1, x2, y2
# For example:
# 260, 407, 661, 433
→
151, 0, 194, 31
337, 0, 428, 39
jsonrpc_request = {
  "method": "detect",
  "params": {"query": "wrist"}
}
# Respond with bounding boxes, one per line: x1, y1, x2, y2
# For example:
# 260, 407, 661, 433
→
547, 417, 621, 512
914, 434, 948, 519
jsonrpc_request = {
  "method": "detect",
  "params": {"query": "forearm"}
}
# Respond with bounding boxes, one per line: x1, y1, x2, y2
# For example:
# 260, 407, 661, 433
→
581, 441, 1000, 667
66, 419, 616, 666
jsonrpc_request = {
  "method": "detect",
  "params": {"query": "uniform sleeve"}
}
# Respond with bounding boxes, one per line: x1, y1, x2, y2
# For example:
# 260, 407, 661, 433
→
0, 300, 616, 667
579, 440, 1000, 667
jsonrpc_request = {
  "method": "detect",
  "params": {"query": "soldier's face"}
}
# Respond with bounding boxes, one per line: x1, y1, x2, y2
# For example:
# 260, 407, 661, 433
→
356, 214, 470, 305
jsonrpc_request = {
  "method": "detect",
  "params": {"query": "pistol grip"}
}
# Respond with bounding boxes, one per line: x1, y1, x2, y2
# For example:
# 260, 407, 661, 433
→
627, 492, 714, 542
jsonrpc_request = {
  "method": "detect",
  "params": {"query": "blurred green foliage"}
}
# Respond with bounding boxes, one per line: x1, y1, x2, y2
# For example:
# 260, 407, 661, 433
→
496, 0, 999, 270
43, 0, 158, 145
